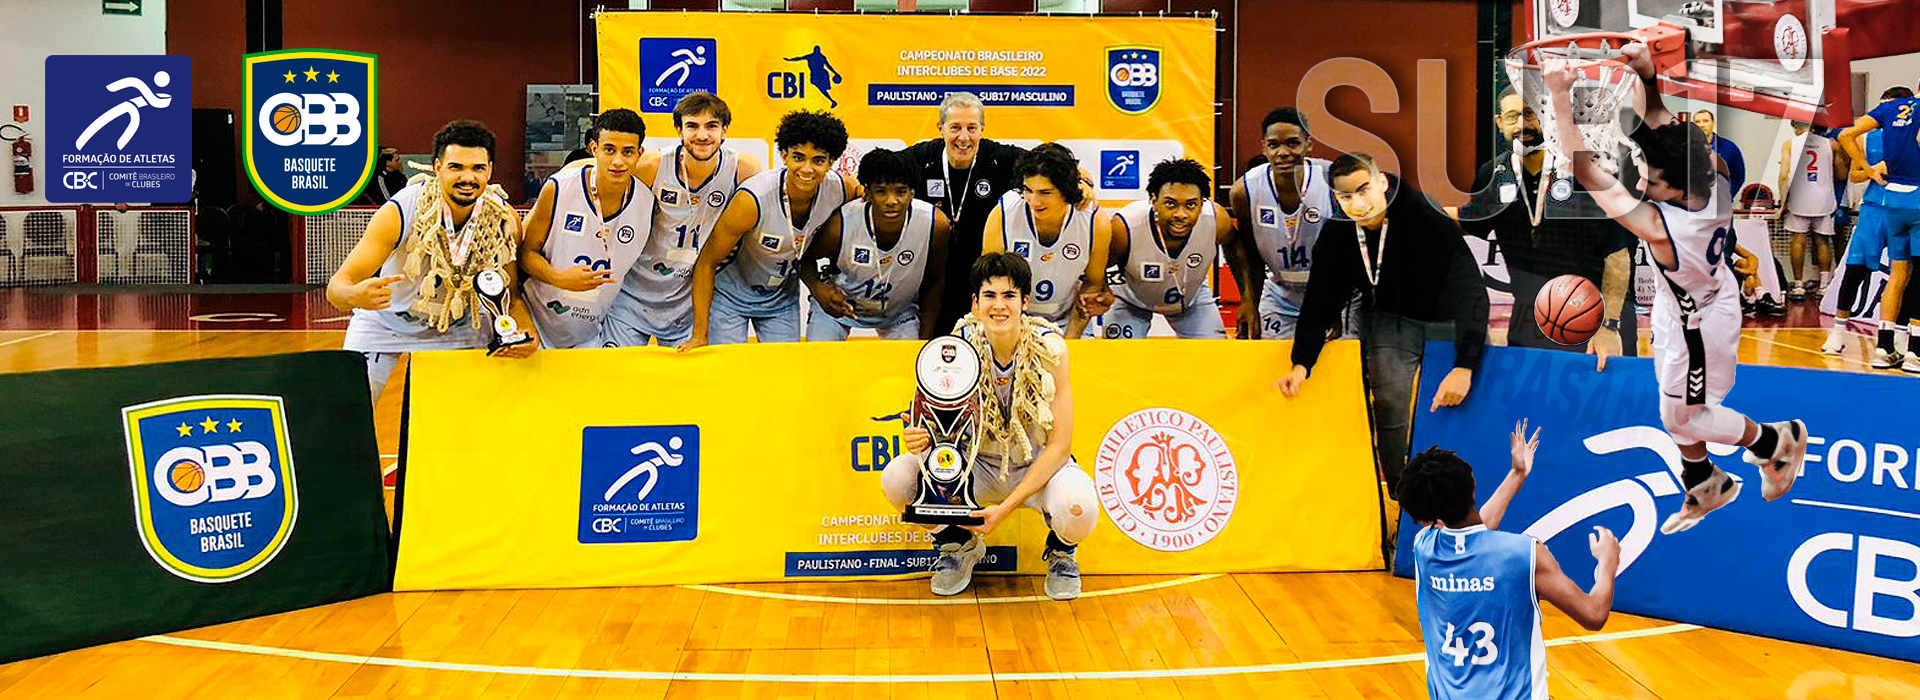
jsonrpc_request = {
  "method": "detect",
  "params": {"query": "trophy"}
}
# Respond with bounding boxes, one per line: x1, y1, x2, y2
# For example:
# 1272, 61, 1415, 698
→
903, 335, 985, 526
473, 268, 530, 354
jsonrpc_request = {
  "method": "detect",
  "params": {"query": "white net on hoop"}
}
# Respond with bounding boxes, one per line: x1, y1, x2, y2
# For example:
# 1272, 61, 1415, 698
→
1506, 38, 1642, 178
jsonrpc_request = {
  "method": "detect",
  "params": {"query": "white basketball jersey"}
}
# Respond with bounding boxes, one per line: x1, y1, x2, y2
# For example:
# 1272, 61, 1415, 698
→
524, 165, 655, 348
607, 146, 739, 333
1112, 200, 1217, 315
1786, 133, 1837, 216
716, 168, 847, 311
343, 181, 483, 353
833, 198, 936, 324
997, 191, 1096, 326
1649, 174, 1738, 310
1246, 158, 1335, 315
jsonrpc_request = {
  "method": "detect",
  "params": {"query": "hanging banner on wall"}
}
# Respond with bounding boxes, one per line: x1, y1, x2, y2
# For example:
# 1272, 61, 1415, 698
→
394, 340, 1383, 591
595, 12, 1214, 202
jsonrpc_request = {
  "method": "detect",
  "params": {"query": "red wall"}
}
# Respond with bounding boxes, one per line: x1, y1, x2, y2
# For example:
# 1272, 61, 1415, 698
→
167, 0, 247, 202
1232, 0, 1482, 206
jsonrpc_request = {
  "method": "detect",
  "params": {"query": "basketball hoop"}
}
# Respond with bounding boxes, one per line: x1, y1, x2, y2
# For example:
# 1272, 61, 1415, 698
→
1505, 32, 1645, 178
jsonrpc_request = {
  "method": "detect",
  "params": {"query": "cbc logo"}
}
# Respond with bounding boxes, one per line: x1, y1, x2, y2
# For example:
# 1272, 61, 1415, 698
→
64, 171, 99, 190
1789, 532, 1920, 638
152, 442, 278, 507
1109, 61, 1159, 88
257, 93, 364, 147
591, 517, 626, 534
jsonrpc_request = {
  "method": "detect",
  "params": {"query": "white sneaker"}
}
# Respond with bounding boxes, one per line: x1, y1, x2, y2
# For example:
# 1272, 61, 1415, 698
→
1745, 420, 1808, 501
1661, 467, 1742, 534
1871, 348, 1904, 369
1043, 548, 1081, 601
930, 535, 984, 596
1821, 330, 1848, 355
1904, 353, 1920, 375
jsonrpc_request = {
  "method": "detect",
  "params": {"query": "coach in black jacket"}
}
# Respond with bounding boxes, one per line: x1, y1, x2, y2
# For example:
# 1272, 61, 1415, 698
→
1278, 154, 1490, 495
903, 92, 1031, 336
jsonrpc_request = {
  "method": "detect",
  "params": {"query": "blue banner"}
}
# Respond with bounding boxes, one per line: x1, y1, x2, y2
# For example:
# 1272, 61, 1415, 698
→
44, 55, 193, 204
1395, 344, 1920, 663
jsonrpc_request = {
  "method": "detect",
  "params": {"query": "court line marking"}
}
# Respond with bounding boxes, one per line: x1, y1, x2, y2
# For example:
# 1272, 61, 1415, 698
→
679, 573, 1221, 606
0, 331, 58, 348
138, 622, 1700, 683
1792, 498, 1920, 521
1740, 331, 1873, 370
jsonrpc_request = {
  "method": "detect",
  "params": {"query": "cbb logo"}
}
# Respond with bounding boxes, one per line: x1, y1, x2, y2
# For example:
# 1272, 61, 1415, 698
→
1109, 60, 1158, 88
151, 442, 278, 507
256, 93, 363, 147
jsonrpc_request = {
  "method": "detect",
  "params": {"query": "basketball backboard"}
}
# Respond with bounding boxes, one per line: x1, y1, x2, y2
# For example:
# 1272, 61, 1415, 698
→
1532, 0, 1844, 125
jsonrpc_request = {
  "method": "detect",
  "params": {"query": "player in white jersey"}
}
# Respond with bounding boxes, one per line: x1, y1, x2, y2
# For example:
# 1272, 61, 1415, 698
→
329, 120, 536, 403
1400, 422, 1621, 700
600, 92, 764, 347
1229, 107, 1358, 339
519, 109, 655, 348
884, 252, 1098, 600
687, 110, 858, 348
1100, 158, 1232, 339
801, 148, 952, 340
1778, 121, 1845, 299
1544, 45, 1809, 534
982, 143, 1111, 339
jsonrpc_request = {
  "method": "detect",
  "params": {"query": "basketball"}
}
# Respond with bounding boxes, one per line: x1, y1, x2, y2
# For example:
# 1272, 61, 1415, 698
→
168, 460, 205, 493
271, 104, 302, 134
1534, 274, 1603, 345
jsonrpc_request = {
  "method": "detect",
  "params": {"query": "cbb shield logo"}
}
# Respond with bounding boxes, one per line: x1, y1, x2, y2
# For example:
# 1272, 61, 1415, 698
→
1106, 46, 1161, 115
122, 394, 299, 583
243, 49, 378, 215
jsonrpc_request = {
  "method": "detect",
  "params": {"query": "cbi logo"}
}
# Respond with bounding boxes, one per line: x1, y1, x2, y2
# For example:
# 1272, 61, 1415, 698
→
122, 394, 300, 583
767, 45, 845, 109
853, 411, 910, 472
1105, 46, 1162, 115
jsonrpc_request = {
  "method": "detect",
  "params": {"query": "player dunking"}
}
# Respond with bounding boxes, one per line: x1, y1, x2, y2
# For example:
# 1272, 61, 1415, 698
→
1401, 421, 1621, 700
1543, 44, 1809, 534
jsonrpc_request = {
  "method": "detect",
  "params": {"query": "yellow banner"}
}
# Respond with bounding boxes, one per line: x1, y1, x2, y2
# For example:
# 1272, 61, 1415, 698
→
594, 12, 1214, 203
394, 341, 1382, 591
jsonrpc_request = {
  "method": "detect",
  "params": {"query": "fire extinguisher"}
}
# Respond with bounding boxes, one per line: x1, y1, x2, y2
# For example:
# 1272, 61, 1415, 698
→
1, 124, 30, 195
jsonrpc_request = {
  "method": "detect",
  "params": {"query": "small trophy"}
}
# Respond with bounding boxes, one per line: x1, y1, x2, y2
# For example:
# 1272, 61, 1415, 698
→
903, 335, 984, 526
474, 268, 530, 354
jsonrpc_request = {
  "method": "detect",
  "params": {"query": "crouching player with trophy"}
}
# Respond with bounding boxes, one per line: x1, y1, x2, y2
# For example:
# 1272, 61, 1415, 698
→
881, 252, 1098, 600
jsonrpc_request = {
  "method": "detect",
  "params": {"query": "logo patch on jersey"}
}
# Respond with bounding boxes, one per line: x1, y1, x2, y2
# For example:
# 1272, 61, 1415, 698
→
879, 255, 892, 266
852, 246, 873, 265
974, 179, 992, 198
897, 249, 915, 265
1186, 252, 1204, 268
1304, 207, 1322, 224
122, 394, 299, 583
1012, 241, 1032, 257
1284, 215, 1298, 230
660, 188, 681, 205
241, 50, 376, 215
1040, 253, 1054, 263
708, 190, 725, 207
616, 225, 636, 244
1258, 207, 1277, 227
578, 425, 700, 543
639, 38, 718, 113
1106, 46, 1161, 115
1063, 243, 1082, 260
546, 300, 570, 314
926, 178, 947, 198
563, 213, 585, 233
1142, 263, 1164, 281
760, 234, 781, 251
1550, 178, 1574, 201
1094, 408, 1237, 552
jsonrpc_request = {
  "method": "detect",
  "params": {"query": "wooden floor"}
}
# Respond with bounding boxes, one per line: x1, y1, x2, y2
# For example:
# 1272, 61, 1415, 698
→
1, 290, 1915, 699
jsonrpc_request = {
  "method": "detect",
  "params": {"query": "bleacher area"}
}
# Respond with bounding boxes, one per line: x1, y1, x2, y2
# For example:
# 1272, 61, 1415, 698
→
0, 206, 194, 286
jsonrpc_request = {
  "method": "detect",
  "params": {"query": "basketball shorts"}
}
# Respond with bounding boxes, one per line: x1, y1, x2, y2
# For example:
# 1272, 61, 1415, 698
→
1098, 286, 1226, 339
805, 299, 920, 341
1259, 281, 1361, 340
1651, 290, 1740, 407
1784, 212, 1835, 235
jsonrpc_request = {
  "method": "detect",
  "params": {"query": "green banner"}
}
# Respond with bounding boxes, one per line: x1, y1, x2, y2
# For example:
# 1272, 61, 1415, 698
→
0, 351, 390, 663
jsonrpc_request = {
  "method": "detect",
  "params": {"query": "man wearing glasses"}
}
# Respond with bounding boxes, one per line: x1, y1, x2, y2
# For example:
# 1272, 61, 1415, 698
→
1456, 88, 1637, 366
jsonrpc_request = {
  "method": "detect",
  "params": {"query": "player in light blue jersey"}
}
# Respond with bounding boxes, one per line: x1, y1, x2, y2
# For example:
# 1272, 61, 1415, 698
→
1840, 85, 1920, 370
1401, 421, 1620, 700
1826, 87, 1912, 356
